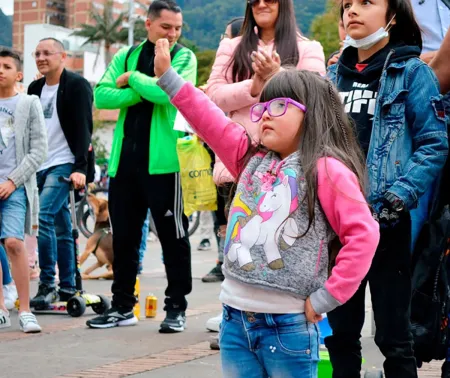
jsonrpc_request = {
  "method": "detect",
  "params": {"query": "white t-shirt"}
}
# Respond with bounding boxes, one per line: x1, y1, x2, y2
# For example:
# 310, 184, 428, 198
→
0, 94, 20, 184
38, 83, 75, 171
94, 164, 101, 183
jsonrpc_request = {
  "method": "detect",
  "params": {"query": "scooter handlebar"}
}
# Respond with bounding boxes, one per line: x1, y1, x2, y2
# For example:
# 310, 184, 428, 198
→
58, 176, 72, 184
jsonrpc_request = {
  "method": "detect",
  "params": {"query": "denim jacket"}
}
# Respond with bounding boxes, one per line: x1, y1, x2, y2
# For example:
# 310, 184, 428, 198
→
328, 52, 448, 210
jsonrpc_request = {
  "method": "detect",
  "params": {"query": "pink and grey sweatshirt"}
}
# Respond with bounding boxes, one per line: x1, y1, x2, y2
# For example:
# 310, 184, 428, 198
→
157, 68, 380, 314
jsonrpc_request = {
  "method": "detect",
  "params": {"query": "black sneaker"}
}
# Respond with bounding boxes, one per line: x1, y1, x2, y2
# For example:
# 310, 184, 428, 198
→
442, 361, 450, 378
30, 284, 59, 309
197, 239, 211, 251
86, 307, 138, 329
159, 311, 186, 333
202, 263, 224, 283
58, 289, 77, 302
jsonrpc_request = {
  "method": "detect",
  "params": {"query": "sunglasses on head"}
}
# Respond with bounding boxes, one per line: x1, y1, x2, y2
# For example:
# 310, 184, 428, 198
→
247, 0, 278, 6
250, 98, 307, 123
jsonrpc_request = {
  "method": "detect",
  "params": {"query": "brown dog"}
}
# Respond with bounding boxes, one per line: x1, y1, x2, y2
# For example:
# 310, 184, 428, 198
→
80, 194, 114, 280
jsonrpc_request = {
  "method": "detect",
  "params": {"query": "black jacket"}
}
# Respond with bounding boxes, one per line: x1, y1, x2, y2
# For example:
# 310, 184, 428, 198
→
28, 69, 94, 178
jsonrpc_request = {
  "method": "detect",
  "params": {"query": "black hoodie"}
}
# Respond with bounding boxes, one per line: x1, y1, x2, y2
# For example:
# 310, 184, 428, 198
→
337, 42, 421, 155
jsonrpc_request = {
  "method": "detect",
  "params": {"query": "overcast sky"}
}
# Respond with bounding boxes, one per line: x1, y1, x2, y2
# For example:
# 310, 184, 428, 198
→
0, 0, 13, 15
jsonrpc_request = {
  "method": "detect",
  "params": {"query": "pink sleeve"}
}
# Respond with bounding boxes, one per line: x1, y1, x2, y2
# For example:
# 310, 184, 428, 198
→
316, 157, 379, 307
213, 156, 236, 185
297, 40, 326, 76
205, 38, 259, 113
172, 82, 250, 179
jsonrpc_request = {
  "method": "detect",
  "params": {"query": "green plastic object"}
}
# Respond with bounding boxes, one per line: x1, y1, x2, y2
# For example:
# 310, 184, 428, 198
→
318, 350, 365, 378
318, 351, 333, 378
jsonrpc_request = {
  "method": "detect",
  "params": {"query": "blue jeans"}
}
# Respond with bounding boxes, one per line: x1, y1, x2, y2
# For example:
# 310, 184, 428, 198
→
139, 209, 151, 264
220, 305, 320, 378
0, 187, 26, 286
37, 163, 75, 290
0, 244, 12, 285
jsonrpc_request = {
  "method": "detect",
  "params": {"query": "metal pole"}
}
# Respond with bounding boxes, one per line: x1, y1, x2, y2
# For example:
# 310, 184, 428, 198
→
128, 0, 134, 46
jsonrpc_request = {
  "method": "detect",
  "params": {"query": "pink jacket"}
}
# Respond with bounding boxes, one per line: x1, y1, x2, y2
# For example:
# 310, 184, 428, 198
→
157, 72, 379, 312
206, 35, 326, 184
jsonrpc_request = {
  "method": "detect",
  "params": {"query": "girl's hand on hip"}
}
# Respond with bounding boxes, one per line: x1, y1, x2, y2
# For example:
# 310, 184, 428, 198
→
155, 39, 172, 78
305, 297, 323, 323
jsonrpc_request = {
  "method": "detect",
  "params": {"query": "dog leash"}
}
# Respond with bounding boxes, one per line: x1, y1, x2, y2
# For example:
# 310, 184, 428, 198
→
91, 228, 111, 256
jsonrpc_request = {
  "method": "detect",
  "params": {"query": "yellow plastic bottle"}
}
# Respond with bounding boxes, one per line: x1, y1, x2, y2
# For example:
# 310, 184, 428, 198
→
133, 276, 141, 320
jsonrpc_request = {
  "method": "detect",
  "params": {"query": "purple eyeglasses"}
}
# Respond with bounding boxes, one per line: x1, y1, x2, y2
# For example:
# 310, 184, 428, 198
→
250, 98, 307, 123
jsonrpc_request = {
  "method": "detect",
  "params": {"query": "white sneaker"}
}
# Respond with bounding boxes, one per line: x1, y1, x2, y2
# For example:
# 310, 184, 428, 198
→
206, 312, 222, 332
19, 311, 41, 333
3, 284, 18, 310
0, 309, 11, 329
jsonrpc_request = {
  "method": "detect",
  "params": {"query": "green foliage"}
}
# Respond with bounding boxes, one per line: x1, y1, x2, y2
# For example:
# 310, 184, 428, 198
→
309, 0, 341, 59
92, 134, 109, 161
92, 110, 109, 161
0, 10, 12, 48
179, 0, 327, 51
196, 49, 216, 86
132, 19, 148, 42
72, 0, 127, 65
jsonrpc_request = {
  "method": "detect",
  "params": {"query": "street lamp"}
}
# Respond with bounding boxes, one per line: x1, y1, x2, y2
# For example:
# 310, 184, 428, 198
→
128, 0, 134, 45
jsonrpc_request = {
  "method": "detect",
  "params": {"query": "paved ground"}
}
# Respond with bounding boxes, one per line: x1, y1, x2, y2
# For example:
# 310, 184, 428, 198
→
0, 230, 442, 378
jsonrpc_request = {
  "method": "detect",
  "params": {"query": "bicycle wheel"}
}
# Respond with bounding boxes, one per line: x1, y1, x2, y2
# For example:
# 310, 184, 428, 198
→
188, 211, 201, 236
148, 211, 201, 237
77, 188, 109, 238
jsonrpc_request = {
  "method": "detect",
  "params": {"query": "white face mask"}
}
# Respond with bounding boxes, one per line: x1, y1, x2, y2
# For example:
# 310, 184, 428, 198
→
344, 15, 396, 50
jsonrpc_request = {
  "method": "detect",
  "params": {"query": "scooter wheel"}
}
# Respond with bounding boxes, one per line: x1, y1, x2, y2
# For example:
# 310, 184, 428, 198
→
92, 294, 111, 315
67, 296, 86, 317
365, 371, 384, 378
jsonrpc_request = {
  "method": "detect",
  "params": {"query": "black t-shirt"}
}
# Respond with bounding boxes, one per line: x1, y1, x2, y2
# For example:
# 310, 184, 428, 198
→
338, 47, 387, 155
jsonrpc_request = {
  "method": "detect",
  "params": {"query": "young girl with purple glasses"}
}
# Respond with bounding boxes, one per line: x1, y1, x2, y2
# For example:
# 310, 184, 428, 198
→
154, 39, 380, 378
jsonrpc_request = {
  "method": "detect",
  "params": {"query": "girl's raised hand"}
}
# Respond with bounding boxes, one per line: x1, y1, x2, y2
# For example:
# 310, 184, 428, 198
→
155, 38, 172, 78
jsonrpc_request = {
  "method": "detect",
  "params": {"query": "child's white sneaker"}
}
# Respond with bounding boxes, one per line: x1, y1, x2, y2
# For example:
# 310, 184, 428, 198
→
19, 311, 41, 333
0, 309, 11, 329
206, 313, 222, 332
3, 284, 18, 310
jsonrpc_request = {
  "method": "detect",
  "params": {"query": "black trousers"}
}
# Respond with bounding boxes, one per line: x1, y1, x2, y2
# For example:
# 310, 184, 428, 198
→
108, 164, 192, 311
325, 212, 418, 378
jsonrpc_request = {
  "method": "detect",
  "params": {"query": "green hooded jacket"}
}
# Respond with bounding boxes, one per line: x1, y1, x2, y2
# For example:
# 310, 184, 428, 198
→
94, 40, 197, 176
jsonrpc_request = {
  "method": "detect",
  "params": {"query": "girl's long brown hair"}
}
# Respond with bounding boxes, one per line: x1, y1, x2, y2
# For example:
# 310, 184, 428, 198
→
228, 69, 367, 235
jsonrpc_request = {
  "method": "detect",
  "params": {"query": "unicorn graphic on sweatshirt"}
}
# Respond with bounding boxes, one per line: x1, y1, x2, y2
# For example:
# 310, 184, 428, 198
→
224, 163, 300, 271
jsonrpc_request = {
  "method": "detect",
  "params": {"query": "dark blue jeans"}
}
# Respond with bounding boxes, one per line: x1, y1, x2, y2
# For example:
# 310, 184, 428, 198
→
36, 163, 75, 290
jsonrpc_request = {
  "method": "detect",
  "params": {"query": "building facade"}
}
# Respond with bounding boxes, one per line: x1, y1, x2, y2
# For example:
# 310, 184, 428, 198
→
13, 0, 147, 53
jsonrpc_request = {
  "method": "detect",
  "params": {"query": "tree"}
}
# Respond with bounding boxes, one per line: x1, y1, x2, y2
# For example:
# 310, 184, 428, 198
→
309, 0, 341, 59
196, 50, 216, 86
71, 0, 127, 66
91, 109, 110, 162
132, 19, 148, 42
